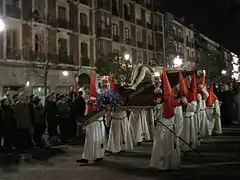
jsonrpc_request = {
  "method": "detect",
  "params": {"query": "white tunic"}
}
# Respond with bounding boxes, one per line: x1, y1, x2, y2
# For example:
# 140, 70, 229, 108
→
150, 104, 181, 170
129, 109, 151, 144
206, 100, 222, 135
106, 111, 133, 153
81, 117, 106, 162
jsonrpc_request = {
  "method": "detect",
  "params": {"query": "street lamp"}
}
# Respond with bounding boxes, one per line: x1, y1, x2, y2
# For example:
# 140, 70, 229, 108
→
26, 81, 30, 87
173, 56, 183, 67
124, 53, 130, 61
221, 70, 227, 75
0, 19, 5, 32
62, 71, 69, 77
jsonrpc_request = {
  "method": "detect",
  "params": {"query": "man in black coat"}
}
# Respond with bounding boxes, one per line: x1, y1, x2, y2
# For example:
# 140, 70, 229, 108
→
71, 91, 86, 138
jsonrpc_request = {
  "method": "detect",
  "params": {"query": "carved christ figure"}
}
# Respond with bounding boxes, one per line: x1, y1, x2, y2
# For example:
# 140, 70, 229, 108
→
126, 62, 154, 90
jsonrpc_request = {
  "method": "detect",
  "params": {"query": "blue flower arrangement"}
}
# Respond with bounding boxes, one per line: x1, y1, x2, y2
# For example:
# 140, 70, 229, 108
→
97, 90, 123, 111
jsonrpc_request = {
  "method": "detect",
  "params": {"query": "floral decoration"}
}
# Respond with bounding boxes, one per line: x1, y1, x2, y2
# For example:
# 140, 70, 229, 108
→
96, 90, 123, 111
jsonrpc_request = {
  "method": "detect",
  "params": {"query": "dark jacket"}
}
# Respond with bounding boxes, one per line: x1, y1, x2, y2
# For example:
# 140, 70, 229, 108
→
71, 96, 86, 118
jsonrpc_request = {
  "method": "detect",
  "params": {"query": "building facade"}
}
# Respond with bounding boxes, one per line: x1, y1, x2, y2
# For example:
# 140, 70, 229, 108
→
0, 0, 237, 96
0, 0, 95, 96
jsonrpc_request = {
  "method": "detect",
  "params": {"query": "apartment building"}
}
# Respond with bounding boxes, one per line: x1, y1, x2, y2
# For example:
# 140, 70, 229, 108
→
95, 0, 164, 67
0, 0, 94, 96
164, 12, 196, 69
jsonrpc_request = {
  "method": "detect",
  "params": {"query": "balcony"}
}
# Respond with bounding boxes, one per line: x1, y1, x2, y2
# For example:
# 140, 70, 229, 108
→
81, 57, 90, 66
6, 4, 21, 19
125, 39, 131, 45
96, 27, 111, 38
148, 44, 153, 50
57, 18, 70, 29
57, 54, 73, 64
146, 3, 152, 10
113, 35, 120, 42
80, 0, 89, 6
137, 41, 143, 48
147, 23, 152, 29
154, 25, 162, 32
187, 41, 194, 47
124, 14, 130, 21
174, 36, 184, 43
80, 26, 89, 35
112, 6, 119, 16
97, 1, 111, 11
136, 19, 144, 26
6, 48, 21, 60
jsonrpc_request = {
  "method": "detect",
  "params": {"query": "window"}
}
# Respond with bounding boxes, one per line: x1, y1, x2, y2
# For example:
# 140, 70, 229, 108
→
137, 28, 142, 41
6, 29, 18, 49
178, 30, 182, 37
125, 28, 130, 40
112, 23, 118, 36
135, 7, 141, 19
58, 6, 66, 20
34, 33, 44, 53
58, 38, 67, 55
148, 32, 152, 44
145, 12, 151, 23
192, 50, 195, 57
81, 42, 88, 57
80, 13, 87, 27
106, 17, 110, 26
33, 0, 45, 16
187, 49, 190, 57
137, 50, 142, 63
6, 0, 20, 6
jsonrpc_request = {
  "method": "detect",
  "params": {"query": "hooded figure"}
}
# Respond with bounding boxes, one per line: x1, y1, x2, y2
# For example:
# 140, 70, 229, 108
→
150, 69, 181, 170
197, 72, 209, 138
206, 84, 222, 135
180, 72, 198, 151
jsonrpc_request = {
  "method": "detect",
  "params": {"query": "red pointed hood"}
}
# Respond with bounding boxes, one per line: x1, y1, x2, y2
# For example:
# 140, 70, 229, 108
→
89, 73, 97, 97
199, 72, 205, 87
109, 72, 116, 90
206, 84, 218, 107
179, 72, 189, 97
162, 69, 175, 119
187, 71, 197, 102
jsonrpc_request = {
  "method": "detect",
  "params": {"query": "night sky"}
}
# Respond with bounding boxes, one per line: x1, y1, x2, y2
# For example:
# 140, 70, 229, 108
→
162, 0, 240, 53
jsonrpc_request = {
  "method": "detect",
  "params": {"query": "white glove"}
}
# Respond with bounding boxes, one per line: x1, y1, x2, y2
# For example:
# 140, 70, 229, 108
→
181, 97, 188, 105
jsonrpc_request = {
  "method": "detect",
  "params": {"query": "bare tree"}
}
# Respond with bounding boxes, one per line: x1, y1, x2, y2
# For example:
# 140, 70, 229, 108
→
25, 13, 56, 97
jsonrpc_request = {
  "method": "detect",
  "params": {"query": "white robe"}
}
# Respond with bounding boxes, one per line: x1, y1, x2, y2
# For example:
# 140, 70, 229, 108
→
181, 101, 197, 151
150, 104, 181, 170
81, 117, 106, 162
197, 90, 209, 138
146, 109, 155, 140
175, 106, 183, 137
206, 100, 222, 135
129, 109, 150, 144
106, 111, 133, 153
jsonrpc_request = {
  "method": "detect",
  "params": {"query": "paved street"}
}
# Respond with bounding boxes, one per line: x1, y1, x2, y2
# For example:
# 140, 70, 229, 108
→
0, 126, 240, 180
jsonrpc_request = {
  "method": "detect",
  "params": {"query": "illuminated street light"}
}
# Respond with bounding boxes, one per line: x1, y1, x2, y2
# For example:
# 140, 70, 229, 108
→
221, 70, 227, 75
173, 56, 183, 67
0, 19, 5, 32
26, 81, 30, 87
153, 72, 160, 77
62, 71, 69, 76
124, 53, 130, 60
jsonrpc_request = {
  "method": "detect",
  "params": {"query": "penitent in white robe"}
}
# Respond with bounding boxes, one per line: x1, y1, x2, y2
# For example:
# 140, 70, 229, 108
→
145, 109, 155, 140
150, 104, 181, 170
106, 111, 133, 153
181, 101, 197, 151
129, 109, 151, 145
81, 117, 106, 163
206, 100, 222, 135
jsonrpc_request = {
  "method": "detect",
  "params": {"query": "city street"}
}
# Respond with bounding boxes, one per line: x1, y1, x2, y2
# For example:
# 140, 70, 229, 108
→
0, 126, 240, 180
